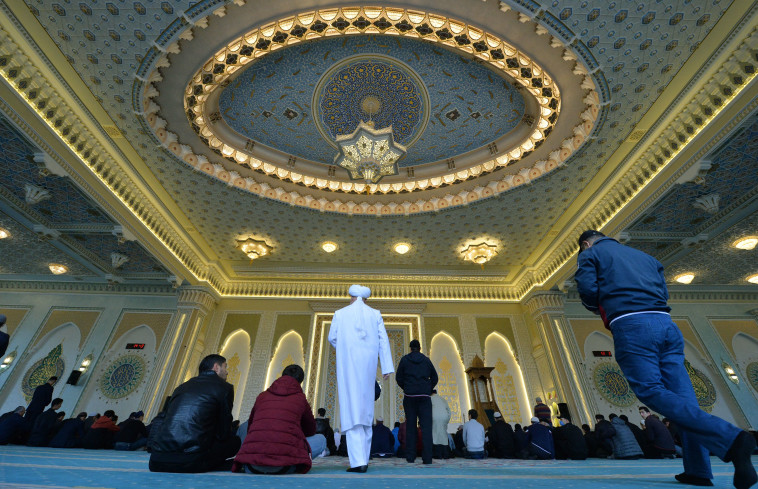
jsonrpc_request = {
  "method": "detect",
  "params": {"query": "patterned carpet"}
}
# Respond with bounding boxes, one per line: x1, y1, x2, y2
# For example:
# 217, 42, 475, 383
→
0, 446, 749, 489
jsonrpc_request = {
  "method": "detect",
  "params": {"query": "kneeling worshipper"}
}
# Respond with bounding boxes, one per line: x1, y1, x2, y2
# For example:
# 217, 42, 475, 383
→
329, 284, 394, 473
232, 364, 325, 474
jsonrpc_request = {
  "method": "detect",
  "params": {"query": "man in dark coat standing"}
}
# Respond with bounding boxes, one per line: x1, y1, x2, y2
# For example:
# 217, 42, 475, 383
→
233, 364, 325, 474
395, 339, 438, 465
149, 354, 240, 473
25, 376, 57, 428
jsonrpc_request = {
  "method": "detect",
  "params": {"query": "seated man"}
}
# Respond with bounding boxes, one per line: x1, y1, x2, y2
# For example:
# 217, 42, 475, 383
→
315, 408, 337, 455
553, 415, 588, 460
526, 417, 555, 460
27, 398, 63, 446
609, 413, 643, 460
49, 412, 87, 448
488, 412, 515, 459
462, 409, 486, 459
81, 410, 119, 449
370, 418, 395, 458
114, 411, 148, 451
639, 407, 677, 458
149, 354, 240, 473
0, 407, 27, 445
233, 364, 325, 474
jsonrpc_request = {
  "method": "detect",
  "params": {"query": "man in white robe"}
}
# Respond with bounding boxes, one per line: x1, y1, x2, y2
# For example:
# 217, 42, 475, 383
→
328, 285, 394, 473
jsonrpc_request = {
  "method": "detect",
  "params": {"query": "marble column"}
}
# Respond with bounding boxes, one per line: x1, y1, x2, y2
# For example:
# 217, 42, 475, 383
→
238, 311, 277, 418
524, 291, 595, 425
142, 286, 217, 418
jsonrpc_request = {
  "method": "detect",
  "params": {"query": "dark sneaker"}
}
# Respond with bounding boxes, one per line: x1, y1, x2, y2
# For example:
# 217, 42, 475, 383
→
675, 473, 714, 486
726, 431, 757, 489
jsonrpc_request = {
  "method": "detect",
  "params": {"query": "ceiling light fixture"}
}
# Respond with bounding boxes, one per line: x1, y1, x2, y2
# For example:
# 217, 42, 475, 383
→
461, 242, 498, 266
0, 227, 9, 239
394, 242, 411, 255
48, 264, 68, 275
321, 241, 338, 253
722, 362, 739, 384
747, 274, 758, 284
732, 237, 758, 250
674, 273, 695, 284
236, 237, 272, 261
334, 121, 406, 184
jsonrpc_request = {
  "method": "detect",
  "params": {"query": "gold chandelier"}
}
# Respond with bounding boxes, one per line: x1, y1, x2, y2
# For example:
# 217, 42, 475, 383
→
236, 237, 272, 261
334, 121, 406, 184
461, 242, 498, 266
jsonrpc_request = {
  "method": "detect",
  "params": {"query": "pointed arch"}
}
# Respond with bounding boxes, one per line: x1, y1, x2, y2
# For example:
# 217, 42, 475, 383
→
429, 332, 469, 425
484, 332, 530, 424
220, 329, 252, 419
265, 330, 304, 390
733, 332, 758, 362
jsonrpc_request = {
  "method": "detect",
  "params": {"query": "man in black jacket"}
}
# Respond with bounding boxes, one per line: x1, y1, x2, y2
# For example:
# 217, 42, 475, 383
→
488, 412, 516, 458
25, 376, 57, 428
149, 354, 241, 473
115, 411, 148, 450
395, 339, 438, 465
26, 398, 63, 446
554, 415, 588, 460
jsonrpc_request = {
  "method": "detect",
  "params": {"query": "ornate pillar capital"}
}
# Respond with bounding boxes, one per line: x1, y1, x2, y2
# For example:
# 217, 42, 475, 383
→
524, 291, 566, 318
177, 285, 218, 313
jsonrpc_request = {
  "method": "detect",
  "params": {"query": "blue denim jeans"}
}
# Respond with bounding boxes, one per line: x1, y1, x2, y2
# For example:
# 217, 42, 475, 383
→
307, 434, 327, 459
611, 313, 741, 479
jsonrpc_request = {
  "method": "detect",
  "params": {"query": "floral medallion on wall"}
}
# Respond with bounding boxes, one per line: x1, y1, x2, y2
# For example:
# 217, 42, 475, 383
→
22, 344, 65, 402
684, 359, 717, 413
592, 362, 636, 407
746, 362, 758, 393
98, 354, 146, 400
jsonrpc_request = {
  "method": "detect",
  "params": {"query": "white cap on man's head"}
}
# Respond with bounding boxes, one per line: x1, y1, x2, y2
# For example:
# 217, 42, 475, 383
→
348, 284, 371, 298
493, 412, 502, 419
377, 417, 383, 422
531, 416, 539, 423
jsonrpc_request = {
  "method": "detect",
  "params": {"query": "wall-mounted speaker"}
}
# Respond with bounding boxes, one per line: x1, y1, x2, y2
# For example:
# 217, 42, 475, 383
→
66, 370, 82, 385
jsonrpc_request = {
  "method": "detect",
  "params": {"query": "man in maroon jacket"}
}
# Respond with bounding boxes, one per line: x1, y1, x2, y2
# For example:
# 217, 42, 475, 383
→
233, 365, 326, 474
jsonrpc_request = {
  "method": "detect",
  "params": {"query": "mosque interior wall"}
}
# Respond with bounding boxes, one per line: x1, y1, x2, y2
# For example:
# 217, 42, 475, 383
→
1, 289, 757, 432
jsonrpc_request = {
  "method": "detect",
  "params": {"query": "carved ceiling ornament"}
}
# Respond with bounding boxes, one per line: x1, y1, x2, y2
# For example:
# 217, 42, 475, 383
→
140, 6, 601, 215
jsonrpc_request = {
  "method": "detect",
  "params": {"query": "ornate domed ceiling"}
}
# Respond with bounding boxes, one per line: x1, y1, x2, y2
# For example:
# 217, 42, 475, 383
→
141, 6, 600, 214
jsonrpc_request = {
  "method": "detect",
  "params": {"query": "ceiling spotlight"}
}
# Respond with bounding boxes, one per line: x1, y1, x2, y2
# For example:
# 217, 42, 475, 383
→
0, 228, 9, 239
674, 273, 695, 284
732, 237, 758, 250
747, 274, 758, 285
394, 242, 411, 255
461, 242, 498, 266
321, 241, 338, 253
236, 237, 272, 261
49, 264, 68, 275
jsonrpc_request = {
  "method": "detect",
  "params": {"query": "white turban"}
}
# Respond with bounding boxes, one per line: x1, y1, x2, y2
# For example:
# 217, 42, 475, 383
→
348, 284, 371, 299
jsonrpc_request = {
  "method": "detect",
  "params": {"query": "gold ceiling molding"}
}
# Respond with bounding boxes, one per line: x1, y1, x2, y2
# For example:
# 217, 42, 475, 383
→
513, 22, 758, 300
0, 17, 212, 287
138, 5, 601, 215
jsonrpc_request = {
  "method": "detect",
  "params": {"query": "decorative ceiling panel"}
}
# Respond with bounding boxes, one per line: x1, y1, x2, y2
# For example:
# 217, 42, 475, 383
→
11, 0, 749, 293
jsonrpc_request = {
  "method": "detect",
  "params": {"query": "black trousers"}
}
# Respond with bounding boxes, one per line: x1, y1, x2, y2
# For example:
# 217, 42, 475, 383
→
149, 435, 241, 473
403, 396, 433, 463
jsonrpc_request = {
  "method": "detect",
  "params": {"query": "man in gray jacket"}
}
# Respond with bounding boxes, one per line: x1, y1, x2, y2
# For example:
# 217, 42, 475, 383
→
609, 413, 643, 460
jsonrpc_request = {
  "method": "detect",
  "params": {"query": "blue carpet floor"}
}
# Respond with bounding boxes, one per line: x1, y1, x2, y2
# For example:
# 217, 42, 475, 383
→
0, 446, 750, 489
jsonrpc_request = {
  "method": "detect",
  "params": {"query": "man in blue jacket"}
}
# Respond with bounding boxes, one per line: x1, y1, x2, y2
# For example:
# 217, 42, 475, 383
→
575, 230, 756, 489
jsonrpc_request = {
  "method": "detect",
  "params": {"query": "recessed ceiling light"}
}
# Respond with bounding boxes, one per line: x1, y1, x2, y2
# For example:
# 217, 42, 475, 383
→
49, 264, 68, 275
0, 228, 9, 239
747, 274, 758, 284
394, 242, 411, 255
732, 237, 758, 250
322, 241, 338, 253
674, 273, 695, 284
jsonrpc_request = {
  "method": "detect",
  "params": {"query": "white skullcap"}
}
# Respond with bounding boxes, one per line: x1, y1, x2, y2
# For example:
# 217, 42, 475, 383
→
348, 284, 371, 299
